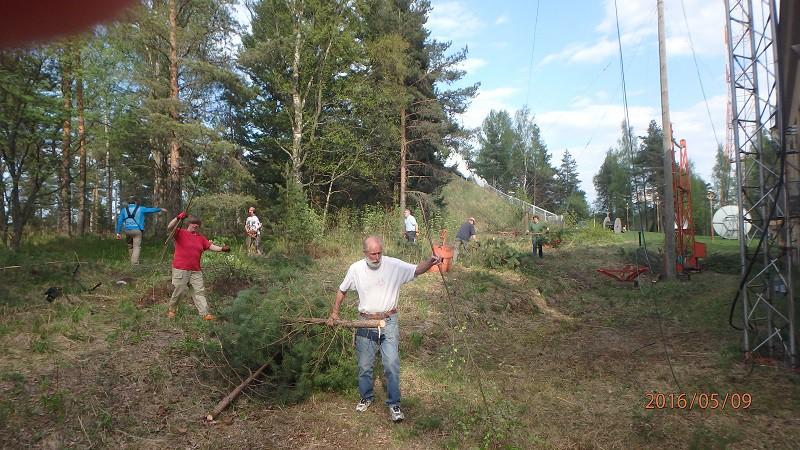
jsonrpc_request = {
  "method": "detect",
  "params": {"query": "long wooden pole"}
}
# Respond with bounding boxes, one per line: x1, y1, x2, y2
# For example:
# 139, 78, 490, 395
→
289, 318, 385, 328
657, 0, 676, 279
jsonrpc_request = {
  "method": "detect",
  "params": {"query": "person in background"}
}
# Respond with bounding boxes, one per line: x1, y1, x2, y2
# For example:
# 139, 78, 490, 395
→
166, 212, 230, 321
115, 196, 167, 265
453, 217, 477, 261
402, 209, 418, 244
245, 206, 262, 255
327, 236, 441, 423
529, 215, 549, 258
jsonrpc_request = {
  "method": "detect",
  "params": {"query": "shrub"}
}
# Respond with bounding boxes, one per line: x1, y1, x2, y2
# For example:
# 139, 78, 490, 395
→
275, 172, 324, 253
474, 238, 520, 270
192, 193, 258, 237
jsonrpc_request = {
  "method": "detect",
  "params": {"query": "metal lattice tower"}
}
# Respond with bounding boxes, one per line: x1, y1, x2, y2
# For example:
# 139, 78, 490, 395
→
725, 0, 796, 367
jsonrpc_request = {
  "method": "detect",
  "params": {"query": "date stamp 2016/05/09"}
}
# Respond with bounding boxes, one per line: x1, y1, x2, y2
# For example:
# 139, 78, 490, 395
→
644, 392, 752, 410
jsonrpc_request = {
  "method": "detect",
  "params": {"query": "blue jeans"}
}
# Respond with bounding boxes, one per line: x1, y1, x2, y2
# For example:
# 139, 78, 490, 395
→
532, 238, 543, 258
355, 314, 401, 406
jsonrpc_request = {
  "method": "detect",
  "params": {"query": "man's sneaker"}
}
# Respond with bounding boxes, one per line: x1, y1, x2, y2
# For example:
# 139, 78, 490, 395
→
355, 398, 372, 412
203, 314, 215, 321
389, 405, 405, 422
167, 309, 176, 319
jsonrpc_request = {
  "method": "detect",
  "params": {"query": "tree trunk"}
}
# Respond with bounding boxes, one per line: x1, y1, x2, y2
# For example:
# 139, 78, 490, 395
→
167, 0, 182, 215
76, 50, 88, 236
59, 46, 73, 236
0, 161, 6, 246
290, 10, 304, 185
91, 186, 99, 233
400, 106, 407, 213
105, 113, 113, 233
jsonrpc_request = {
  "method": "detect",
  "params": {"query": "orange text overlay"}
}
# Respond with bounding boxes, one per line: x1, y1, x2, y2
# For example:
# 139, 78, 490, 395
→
644, 392, 752, 410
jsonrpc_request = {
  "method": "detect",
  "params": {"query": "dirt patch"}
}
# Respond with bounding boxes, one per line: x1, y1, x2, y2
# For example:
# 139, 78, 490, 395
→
138, 281, 173, 308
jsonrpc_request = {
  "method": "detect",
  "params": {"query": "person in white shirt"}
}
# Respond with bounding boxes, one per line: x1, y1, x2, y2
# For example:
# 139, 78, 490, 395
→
327, 235, 441, 423
244, 206, 262, 255
402, 208, 418, 243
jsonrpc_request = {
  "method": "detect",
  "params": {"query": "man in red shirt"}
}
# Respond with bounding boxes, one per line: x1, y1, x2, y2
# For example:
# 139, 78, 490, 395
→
166, 212, 230, 320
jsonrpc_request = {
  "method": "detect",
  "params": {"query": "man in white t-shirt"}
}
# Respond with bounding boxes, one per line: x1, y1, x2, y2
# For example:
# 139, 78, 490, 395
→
402, 208, 418, 243
327, 235, 441, 423
244, 206, 262, 255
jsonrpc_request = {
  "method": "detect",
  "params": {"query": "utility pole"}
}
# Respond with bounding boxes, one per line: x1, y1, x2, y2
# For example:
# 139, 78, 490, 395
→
657, 0, 676, 279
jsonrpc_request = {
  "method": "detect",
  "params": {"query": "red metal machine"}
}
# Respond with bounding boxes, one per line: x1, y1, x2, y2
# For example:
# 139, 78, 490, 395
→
672, 139, 706, 272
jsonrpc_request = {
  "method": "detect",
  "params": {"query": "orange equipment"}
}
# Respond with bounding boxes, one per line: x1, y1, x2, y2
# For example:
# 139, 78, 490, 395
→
672, 139, 706, 272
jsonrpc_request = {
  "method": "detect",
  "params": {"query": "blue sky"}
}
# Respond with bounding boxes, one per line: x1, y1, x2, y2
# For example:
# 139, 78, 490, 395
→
427, 0, 728, 204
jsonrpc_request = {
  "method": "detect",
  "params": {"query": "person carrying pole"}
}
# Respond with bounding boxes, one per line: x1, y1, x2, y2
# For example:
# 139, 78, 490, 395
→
166, 212, 230, 321
327, 235, 441, 423
115, 196, 167, 265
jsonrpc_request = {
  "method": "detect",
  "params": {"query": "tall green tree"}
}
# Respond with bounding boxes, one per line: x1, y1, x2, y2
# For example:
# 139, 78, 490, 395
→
472, 109, 515, 189
114, 0, 239, 215
555, 149, 589, 217
0, 49, 61, 250
361, 0, 477, 211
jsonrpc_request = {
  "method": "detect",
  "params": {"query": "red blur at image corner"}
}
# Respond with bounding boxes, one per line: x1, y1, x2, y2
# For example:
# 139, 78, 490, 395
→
0, 0, 136, 48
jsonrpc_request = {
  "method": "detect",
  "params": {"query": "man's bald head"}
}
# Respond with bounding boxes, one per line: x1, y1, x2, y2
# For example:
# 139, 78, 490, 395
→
363, 235, 383, 269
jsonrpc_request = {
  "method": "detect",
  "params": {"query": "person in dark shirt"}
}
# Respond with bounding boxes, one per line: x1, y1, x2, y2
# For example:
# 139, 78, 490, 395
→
529, 215, 549, 258
453, 217, 477, 261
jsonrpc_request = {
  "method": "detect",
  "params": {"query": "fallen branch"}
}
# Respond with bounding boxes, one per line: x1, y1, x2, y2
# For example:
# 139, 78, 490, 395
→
288, 318, 386, 328
206, 361, 270, 421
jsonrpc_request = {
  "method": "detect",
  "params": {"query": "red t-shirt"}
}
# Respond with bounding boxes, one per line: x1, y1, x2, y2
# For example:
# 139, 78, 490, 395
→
172, 228, 211, 271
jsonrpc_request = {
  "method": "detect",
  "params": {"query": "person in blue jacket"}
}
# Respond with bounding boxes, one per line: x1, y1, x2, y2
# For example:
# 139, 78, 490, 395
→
115, 196, 167, 265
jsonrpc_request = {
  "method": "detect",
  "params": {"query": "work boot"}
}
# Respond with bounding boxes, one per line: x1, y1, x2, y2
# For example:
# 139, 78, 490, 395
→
203, 314, 215, 321
167, 309, 176, 319
388, 405, 404, 423
355, 398, 372, 412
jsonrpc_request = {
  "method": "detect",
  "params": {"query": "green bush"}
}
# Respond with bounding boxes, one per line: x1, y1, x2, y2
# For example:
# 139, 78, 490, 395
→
192, 193, 258, 237
275, 174, 324, 253
474, 238, 520, 270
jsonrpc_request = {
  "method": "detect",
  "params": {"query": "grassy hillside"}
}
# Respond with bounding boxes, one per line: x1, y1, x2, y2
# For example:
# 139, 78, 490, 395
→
438, 176, 525, 235
1, 201, 799, 448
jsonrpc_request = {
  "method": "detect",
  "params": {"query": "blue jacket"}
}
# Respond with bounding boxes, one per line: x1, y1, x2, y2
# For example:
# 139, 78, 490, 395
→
116, 203, 162, 233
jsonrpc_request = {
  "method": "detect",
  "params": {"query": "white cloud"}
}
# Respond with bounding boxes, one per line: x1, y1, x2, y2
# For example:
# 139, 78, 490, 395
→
495, 15, 509, 25
543, 0, 725, 66
457, 57, 487, 74
427, 1, 485, 42
460, 86, 519, 129
530, 93, 725, 203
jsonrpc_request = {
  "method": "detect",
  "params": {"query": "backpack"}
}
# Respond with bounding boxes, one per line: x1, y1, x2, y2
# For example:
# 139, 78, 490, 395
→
124, 204, 141, 229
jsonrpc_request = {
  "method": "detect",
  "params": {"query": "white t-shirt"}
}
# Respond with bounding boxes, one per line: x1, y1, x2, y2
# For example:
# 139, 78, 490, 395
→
245, 215, 261, 233
339, 256, 417, 313
404, 215, 417, 232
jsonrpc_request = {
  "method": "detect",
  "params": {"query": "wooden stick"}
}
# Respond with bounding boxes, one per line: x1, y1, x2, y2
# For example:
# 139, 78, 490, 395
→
288, 318, 386, 328
206, 361, 270, 421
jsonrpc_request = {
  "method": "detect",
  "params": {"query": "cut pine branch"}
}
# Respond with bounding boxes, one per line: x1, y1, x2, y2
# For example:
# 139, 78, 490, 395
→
288, 318, 385, 328
206, 361, 270, 421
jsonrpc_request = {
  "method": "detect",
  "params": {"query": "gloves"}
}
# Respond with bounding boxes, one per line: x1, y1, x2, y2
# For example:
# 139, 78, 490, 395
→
221, 244, 231, 253
176, 211, 188, 220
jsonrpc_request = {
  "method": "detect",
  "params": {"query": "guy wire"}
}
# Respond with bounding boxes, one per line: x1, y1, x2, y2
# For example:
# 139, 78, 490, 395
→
613, 0, 681, 389
413, 193, 494, 427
